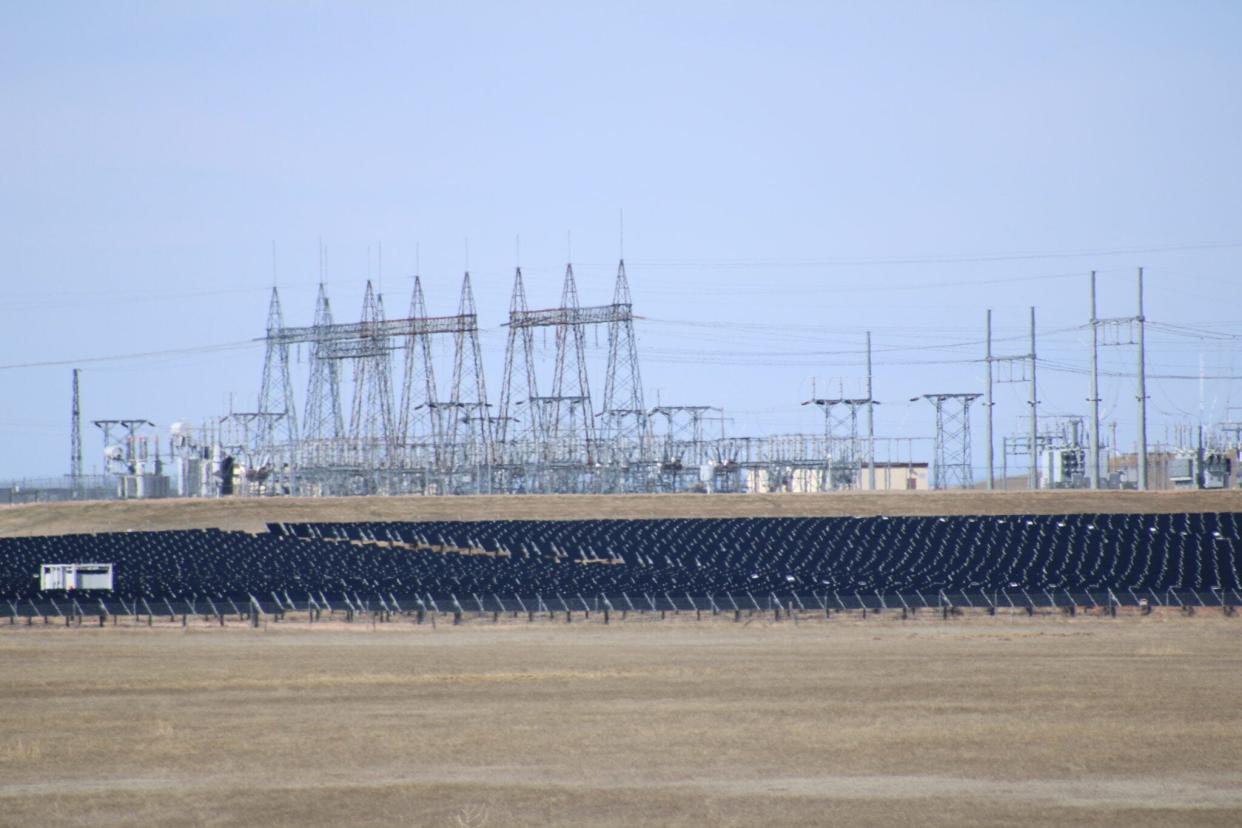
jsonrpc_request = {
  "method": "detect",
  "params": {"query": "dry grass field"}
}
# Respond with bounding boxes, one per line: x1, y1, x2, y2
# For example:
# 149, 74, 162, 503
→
2, 613, 1241, 827
2, 489, 1241, 536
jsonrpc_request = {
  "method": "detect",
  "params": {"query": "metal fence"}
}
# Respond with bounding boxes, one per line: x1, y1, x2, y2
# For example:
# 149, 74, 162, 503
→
6, 587, 1240, 626
0, 475, 116, 505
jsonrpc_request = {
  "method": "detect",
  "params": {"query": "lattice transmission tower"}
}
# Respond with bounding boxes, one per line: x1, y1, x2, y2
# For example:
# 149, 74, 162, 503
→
600, 259, 649, 484
916, 393, 981, 490
396, 274, 439, 475
546, 264, 596, 469
440, 273, 492, 492
303, 282, 345, 473
345, 281, 396, 486
257, 287, 298, 494
497, 261, 644, 492
70, 368, 82, 486
805, 395, 872, 490
497, 267, 541, 483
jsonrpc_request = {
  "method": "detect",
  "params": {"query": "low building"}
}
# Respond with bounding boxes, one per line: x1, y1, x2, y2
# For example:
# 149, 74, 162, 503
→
742, 462, 929, 493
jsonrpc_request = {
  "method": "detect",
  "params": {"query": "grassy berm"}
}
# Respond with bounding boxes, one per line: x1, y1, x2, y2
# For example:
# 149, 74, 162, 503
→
1, 488, 1240, 536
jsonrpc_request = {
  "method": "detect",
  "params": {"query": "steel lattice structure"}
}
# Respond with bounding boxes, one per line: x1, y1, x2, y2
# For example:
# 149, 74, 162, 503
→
917, 393, 981, 490
182, 257, 952, 498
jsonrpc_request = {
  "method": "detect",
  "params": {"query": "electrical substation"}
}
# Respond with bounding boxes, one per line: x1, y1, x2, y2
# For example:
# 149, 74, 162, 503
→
13, 261, 1240, 503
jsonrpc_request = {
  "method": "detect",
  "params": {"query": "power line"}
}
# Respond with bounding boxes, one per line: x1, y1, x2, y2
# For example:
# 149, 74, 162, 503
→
626, 240, 1242, 269
643, 319, 1084, 355
0, 339, 262, 371
1040, 359, 1242, 381
1147, 321, 1242, 341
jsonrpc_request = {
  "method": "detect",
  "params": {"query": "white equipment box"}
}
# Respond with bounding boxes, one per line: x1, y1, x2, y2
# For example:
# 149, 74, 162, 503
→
39, 563, 114, 591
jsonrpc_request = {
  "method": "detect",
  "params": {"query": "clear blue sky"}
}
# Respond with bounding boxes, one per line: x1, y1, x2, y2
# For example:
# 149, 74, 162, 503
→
2, 2, 1240, 479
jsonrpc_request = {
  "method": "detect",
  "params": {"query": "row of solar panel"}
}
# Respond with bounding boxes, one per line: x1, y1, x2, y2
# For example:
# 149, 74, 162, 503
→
0, 513, 1238, 603
7, 586, 1239, 622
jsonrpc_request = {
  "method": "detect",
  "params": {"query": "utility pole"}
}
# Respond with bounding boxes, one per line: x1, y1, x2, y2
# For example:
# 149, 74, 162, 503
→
1088, 271, 1100, 489
1136, 267, 1148, 490
986, 309, 1035, 490
1001, 435, 1008, 489
1094, 271, 1149, 490
984, 310, 994, 490
1111, 421, 1118, 482
866, 331, 875, 491
1028, 306, 1038, 491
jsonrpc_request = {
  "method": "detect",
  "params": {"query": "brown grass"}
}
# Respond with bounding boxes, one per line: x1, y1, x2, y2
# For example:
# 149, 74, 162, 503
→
2, 614, 1240, 826
2, 489, 1241, 537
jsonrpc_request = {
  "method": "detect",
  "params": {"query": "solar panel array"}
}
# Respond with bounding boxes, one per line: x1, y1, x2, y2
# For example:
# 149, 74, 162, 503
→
2, 513, 1239, 614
